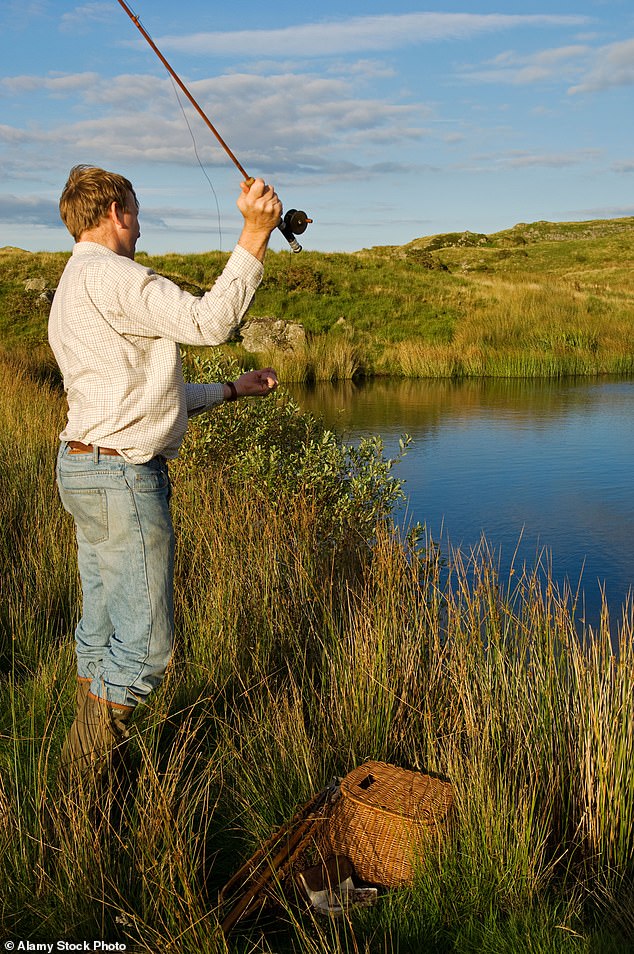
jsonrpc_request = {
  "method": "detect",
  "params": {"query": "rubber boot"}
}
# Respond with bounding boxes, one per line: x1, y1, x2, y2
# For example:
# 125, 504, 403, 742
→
59, 678, 91, 776
76, 675, 92, 710
59, 688, 134, 789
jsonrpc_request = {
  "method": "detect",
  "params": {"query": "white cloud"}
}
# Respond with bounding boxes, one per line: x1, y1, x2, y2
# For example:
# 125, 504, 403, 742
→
0, 68, 426, 169
568, 37, 634, 93
82, 73, 174, 110
0, 124, 32, 143
1, 72, 100, 94
326, 59, 397, 82
156, 13, 591, 59
455, 33, 634, 95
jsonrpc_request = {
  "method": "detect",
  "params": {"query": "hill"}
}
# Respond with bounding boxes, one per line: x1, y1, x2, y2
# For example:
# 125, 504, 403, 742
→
1, 217, 633, 380
370, 216, 634, 290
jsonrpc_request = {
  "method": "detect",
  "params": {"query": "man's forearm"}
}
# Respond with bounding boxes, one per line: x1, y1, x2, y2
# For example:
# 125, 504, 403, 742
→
237, 226, 275, 263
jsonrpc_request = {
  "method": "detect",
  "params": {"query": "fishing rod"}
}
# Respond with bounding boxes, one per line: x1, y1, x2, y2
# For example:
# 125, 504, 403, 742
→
115, 0, 312, 252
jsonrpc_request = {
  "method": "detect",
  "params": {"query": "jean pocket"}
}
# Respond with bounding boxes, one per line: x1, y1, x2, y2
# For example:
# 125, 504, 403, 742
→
129, 466, 170, 494
61, 488, 109, 545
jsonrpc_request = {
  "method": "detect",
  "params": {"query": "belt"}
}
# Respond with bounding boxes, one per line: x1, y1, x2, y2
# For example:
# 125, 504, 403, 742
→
67, 441, 122, 456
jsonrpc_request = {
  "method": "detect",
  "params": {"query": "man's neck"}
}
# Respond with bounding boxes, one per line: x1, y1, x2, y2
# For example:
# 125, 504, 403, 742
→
78, 220, 133, 259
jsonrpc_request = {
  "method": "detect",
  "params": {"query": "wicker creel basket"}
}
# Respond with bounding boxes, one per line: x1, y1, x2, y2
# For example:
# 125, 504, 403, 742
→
326, 761, 453, 887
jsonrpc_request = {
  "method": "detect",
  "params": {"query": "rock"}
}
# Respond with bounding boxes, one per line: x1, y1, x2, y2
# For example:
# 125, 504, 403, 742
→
24, 277, 47, 292
240, 317, 307, 353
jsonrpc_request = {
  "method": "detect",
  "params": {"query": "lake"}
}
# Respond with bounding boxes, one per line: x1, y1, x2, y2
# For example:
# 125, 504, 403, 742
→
288, 376, 634, 634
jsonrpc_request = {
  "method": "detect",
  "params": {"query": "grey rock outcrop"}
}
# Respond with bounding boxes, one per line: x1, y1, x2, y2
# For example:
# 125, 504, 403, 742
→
240, 317, 306, 353
24, 278, 47, 292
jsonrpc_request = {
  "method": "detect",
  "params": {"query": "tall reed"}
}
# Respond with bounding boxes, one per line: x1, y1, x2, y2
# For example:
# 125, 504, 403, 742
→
1, 352, 633, 952
246, 335, 367, 384
380, 281, 634, 378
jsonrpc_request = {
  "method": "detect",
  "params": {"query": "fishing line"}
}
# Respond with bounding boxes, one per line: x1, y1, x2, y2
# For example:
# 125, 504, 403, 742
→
168, 75, 223, 250
115, 0, 312, 251
116, 0, 224, 246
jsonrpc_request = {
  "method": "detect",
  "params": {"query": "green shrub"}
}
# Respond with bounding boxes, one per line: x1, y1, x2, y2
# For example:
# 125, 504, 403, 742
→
180, 351, 407, 553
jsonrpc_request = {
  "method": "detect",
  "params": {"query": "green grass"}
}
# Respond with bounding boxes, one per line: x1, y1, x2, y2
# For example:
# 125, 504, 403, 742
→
1, 349, 634, 952
3, 214, 634, 380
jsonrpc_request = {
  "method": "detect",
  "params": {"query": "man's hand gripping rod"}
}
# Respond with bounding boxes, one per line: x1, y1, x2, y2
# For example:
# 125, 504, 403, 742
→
115, 0, 312, 252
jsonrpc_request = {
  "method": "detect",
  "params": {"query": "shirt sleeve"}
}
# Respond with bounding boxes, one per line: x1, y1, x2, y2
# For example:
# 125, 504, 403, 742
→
100, 244, 264, 346
185, 382, 225, 417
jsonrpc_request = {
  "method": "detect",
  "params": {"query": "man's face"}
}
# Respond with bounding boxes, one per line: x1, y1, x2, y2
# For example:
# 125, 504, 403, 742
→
120, 189, 140, 259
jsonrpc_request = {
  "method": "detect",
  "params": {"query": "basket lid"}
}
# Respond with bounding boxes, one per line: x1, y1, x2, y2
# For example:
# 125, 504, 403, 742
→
339, 761, 452, 822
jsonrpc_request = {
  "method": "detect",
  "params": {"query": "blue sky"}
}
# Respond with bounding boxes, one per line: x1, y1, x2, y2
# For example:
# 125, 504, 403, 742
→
1, 0, 633, 254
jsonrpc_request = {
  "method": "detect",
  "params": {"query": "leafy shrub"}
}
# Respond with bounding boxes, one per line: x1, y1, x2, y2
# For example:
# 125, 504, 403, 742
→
179, 351, 407, 554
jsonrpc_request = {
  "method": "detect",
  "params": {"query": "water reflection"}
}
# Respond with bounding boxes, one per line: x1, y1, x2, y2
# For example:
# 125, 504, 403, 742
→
288, 377, 634, 632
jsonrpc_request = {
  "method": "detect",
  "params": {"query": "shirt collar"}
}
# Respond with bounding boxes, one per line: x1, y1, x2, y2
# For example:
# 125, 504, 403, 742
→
72, 241, 121, 259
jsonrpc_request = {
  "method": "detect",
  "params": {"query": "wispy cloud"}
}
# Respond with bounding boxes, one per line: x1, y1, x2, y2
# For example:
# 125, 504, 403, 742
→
60, 2, 114, 33
570, 204, 634, 219
498, 149, 600, 168
455, 34, 634, 94
1, 72, 100, 94
467, 148, 601, 171
460, 44, 591, 85
1, 1, 48, 31
568, 37, 634, 93
0, 191, 172, 231
156, 13, 591, 59
0, 193, 60, 227
0, 123, 32, 144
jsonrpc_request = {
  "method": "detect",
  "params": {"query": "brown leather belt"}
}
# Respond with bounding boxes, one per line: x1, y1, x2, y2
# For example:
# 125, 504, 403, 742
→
68, 441, 122, 456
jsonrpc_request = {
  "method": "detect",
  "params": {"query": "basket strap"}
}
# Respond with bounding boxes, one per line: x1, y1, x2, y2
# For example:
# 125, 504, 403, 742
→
219, 785, 334, 934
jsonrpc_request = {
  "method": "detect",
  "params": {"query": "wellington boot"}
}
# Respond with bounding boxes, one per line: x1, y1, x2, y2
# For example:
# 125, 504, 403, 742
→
59, 690, 134, 790
58, 678, 91, 778
76, 676, 92, 709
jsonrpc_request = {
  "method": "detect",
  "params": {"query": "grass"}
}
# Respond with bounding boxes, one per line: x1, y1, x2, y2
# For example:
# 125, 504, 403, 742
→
1, 348, 634, 952
3, 214, 634, 380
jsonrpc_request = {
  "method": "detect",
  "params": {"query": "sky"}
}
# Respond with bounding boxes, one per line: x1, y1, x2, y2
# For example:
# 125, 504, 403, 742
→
1, 0, 633, 255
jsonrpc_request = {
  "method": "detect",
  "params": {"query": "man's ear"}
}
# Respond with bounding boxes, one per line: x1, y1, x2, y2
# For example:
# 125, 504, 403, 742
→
110, 200, 127, 229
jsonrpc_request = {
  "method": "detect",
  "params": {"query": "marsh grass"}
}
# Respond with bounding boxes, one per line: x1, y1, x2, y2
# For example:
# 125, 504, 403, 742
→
380, 281, 634, 378
2, 352, 634, 952
250, 335, 366, 384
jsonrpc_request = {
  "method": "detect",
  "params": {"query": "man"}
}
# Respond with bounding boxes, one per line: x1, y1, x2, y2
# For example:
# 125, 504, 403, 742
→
49, 164, 282, 783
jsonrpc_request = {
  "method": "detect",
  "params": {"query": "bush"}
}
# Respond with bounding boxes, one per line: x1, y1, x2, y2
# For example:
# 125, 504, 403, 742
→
179, 351, 407, 554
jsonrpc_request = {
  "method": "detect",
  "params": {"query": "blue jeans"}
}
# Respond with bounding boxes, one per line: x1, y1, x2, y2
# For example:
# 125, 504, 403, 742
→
56, 443, 174, 708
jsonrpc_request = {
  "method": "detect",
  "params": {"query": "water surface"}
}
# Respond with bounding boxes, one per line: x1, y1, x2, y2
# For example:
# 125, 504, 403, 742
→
289, 377, 634, 631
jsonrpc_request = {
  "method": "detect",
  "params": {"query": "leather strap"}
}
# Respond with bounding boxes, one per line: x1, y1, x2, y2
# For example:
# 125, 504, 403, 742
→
67, 441, 121, 456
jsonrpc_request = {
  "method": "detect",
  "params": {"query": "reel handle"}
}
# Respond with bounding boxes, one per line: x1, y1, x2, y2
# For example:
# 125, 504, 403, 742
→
278, 209, 313, 253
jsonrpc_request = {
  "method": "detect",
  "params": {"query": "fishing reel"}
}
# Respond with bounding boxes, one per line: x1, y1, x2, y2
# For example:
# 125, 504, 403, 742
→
278, 209, 313, 253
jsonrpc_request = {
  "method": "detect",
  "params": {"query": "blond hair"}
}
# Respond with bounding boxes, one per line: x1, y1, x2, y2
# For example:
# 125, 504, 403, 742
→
59, 165, 138, 241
